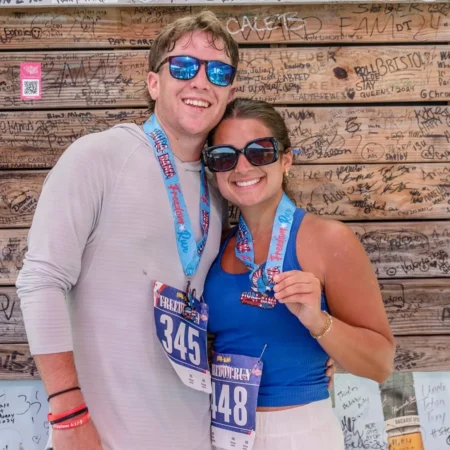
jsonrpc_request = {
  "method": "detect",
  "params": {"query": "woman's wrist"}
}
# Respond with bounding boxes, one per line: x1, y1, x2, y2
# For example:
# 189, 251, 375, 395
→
308, 310, 332, 338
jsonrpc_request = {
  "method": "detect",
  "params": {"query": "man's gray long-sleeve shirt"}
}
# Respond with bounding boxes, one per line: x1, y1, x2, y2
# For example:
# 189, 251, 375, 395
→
16, 123, 225, 450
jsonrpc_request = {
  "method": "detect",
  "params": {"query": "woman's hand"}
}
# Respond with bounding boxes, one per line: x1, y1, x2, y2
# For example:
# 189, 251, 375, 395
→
273, 272, 336, 387
273, 271, 327, 334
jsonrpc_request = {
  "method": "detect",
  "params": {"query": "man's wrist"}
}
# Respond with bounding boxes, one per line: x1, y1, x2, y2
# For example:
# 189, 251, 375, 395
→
49, 390, 85, 414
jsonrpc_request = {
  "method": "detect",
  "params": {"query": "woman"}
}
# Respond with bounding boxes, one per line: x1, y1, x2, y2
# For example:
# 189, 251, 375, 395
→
202, 98, 395, 450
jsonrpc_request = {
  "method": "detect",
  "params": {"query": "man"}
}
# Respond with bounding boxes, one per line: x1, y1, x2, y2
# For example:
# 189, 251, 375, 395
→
16, 11, 238, 450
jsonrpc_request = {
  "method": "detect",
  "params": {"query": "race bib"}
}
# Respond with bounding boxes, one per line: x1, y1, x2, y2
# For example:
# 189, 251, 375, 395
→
211, 352, 263, 450
153, 281, 211, 393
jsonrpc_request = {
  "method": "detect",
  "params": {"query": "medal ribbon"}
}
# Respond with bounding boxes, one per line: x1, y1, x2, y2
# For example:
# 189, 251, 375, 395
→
235, 193, 296, 294
143, 114, 210, 278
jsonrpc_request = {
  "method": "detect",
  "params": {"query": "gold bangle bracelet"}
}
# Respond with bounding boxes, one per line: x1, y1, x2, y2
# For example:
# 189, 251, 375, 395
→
310, 311, 333, 340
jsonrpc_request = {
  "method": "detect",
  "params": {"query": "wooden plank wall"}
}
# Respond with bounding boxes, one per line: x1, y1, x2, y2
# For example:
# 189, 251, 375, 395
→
0, 2, 449, 380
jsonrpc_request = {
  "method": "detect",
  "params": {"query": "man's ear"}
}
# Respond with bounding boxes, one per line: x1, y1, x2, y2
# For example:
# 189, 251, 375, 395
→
228, 85, 237, 102
147, 72, 160, 101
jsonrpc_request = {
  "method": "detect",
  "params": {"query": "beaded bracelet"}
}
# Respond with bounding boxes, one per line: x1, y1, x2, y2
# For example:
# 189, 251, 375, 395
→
310, 311, 333, 340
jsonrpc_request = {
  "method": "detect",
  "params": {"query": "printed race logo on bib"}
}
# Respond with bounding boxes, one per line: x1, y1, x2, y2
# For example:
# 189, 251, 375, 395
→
154, 281, 211, 393
211, 353, 263, 450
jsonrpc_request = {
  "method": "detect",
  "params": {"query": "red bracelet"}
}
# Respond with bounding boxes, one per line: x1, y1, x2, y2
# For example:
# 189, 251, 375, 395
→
52, 412, 91, 430
48, 403, 87, 422
50, 407, 88, 425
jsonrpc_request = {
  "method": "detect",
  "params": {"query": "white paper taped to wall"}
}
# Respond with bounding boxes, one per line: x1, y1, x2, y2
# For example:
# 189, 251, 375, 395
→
0, 380, 48, 450
414, 372, 450, 450
334, 373, 388, 450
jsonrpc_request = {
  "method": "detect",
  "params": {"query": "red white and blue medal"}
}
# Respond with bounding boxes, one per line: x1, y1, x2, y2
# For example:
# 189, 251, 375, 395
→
235, 193, 296, 308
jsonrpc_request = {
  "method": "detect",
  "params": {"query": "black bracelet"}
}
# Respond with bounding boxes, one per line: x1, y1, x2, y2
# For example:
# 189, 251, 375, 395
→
47, 386, 81, 402
50, 407, 89, 425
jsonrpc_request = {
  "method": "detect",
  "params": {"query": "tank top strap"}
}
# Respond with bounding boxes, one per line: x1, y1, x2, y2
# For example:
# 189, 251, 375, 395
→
289, 208, 307, 244
293, 207, 307, 231
284, 208, 307, 272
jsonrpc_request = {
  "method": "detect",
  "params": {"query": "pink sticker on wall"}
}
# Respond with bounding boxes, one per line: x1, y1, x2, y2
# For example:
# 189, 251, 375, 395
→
20, 62, 42, 100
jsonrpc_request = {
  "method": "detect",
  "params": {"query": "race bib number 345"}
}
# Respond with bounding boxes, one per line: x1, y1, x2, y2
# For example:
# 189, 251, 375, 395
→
211, 352, 263, 450
153, 281, 211, 393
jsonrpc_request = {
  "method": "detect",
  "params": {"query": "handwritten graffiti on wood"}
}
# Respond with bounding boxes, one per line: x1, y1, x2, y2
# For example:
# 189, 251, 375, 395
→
218, 3, 450, 44
0, 6, 189, 49
0, 287, 26, 343
0, 109, 148, 169
350, 222, 450, 278
1, 46, 449, 108
0, 4, 449, 49
281, 106, 450, 164
0, 345, 37, 380
0, 172, 47, 227
380, 279, 450, 334
0, 106, 448, 169
288, 163, 450, 220
393, 336, 450, 371
0, 230, 28, 285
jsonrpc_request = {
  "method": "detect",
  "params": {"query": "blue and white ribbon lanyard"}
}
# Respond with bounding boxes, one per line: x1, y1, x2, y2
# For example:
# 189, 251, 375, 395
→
143, 114, 210, 303
144, 114, 212, 394
235, 193, 296, 295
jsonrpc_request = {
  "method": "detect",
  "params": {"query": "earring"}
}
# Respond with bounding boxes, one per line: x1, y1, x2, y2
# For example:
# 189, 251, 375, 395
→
284, 169, 290, 178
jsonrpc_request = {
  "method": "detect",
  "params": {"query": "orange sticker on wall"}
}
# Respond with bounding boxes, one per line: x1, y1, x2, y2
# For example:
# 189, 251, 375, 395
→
388, 432, 424, 450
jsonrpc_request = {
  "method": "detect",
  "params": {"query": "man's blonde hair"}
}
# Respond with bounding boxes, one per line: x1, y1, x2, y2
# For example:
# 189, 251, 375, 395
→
147, 10, 239, 111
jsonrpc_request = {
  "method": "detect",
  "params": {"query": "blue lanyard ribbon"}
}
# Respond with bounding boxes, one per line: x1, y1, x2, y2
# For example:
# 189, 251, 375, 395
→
143, 114, 210, 279
235, 193, 296, 295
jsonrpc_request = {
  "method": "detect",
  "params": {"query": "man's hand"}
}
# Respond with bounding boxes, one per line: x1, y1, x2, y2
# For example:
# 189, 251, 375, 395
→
326, 357, 336, 390
52, 419, 103, 450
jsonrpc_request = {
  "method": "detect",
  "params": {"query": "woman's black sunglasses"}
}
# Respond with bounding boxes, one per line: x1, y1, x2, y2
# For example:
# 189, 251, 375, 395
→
155, 55, 236, 87
203, 137, 281, 172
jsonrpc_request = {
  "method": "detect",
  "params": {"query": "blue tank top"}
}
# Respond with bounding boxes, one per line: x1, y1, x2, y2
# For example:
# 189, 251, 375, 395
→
204, 209, 330, 407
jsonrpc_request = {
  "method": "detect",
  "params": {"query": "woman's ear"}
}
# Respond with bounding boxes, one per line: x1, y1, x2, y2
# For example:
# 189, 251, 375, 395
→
282, 148, 294, 172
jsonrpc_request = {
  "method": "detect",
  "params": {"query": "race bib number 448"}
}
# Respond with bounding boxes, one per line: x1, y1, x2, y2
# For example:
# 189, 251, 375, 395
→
211, 353, 263, 450
153, 281, 211, 393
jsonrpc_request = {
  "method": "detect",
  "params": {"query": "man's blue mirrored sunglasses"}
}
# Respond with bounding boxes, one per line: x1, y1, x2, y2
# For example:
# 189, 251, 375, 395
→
155, 55, 236, 87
